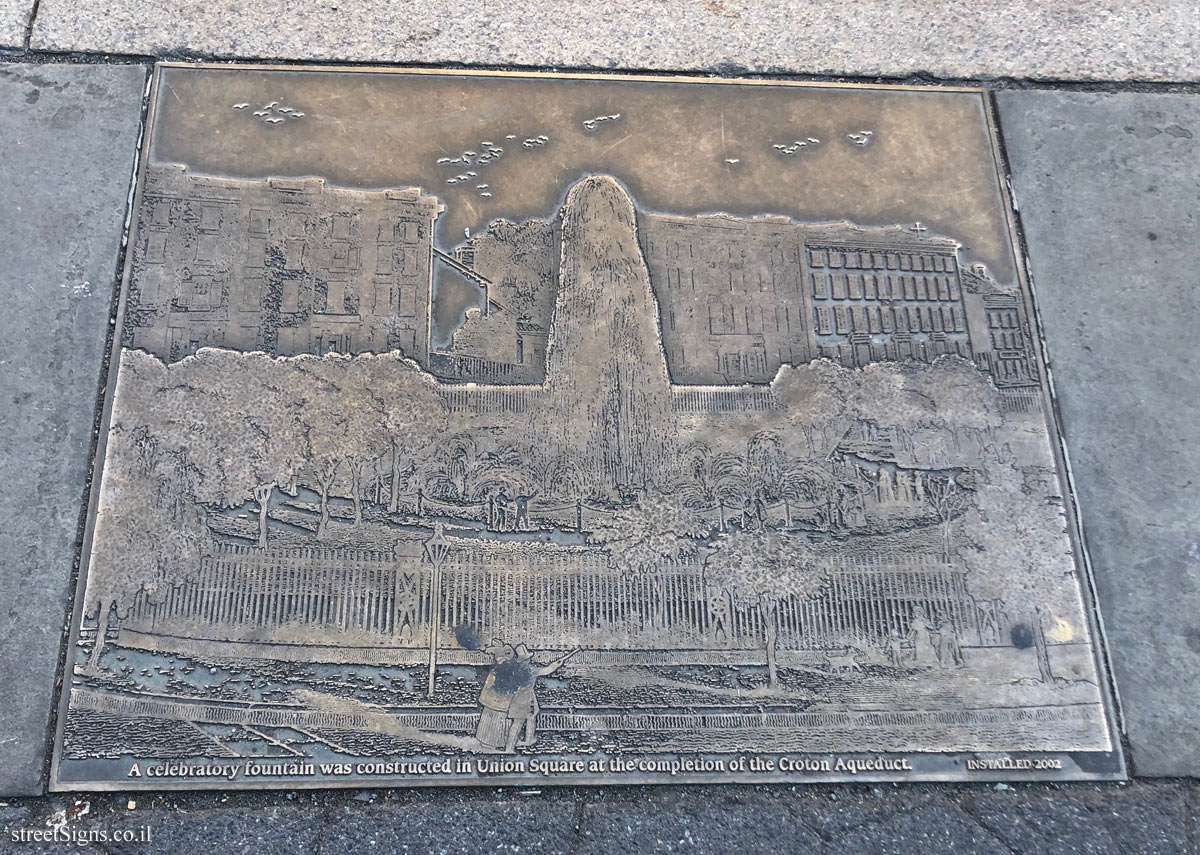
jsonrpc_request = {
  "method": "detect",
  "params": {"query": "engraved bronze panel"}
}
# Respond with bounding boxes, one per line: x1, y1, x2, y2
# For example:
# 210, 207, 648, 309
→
50, 64, 1122, 789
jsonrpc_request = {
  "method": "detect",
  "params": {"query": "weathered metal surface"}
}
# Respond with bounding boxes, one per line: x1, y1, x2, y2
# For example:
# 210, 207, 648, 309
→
51, 64, 1122, 789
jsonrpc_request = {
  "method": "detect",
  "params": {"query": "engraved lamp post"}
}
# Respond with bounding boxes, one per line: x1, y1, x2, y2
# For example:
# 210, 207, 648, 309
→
422, 522, 451, 698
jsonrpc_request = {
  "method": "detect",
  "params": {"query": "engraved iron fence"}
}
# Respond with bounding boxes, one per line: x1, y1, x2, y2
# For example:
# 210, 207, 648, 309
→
122, 542, 970, 652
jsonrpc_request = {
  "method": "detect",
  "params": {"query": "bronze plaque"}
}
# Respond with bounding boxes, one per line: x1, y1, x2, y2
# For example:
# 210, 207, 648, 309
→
51, 64, 1122, 789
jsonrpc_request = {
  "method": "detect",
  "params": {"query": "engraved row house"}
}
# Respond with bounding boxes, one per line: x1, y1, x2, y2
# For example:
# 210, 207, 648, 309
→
124, 164, 443, 364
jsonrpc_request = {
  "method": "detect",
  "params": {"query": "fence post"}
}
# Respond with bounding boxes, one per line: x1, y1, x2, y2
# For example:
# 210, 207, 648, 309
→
576, 499, 583, 533
417, 488, 424, 517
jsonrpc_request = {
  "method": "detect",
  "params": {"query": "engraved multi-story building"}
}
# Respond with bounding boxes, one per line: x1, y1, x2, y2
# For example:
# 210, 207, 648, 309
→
639, 213, 813, 384
639, 213, 1034, 388
124, 164, 443, 363
804, 226, 971, 368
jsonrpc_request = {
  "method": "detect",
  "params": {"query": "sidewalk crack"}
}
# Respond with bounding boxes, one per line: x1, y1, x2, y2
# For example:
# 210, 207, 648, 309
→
22, 0, 41, 51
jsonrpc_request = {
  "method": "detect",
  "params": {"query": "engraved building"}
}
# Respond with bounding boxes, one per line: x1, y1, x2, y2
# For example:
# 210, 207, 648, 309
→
124, 164, 443, 363
637, 214, 1018, 386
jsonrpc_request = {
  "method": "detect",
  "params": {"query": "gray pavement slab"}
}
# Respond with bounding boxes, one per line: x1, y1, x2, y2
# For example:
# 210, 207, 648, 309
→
26, 1, 1200, 82
318, 794, 578, 854
964, 780, 1190, 854
0, 62, 147, 796
996, 90, 1200, 777
4, 783, 1196, 854
577, 787, 825, 854
0, 0, 29, 49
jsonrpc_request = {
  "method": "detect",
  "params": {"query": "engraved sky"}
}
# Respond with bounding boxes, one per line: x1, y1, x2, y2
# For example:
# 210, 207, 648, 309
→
150, 66, 1018, 290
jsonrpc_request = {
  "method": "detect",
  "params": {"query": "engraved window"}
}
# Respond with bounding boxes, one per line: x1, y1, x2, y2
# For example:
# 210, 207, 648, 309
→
814, 307, 831, 335
834, 306, 850, 334
844, 251, 858, 269
867, 306, 882, 333
399, 221, 419, 244
245, 237, 267, 268
881, 306, 894, 332
241, 276, 263, 311
326, 280, 346, 313
399, 285, 416, 316
402, 249, 419, 274
946, 255, 958, 273
285, 216, 307, 239
330, 241, 359, 272
138, 266, 164, 302
899, 254, 911, 271
189, 274, 213, 305
886, 253, 898, 270
281, 281, 300, 313
199, 205, 220, 232
809, 249, 825, 267
848, 274, 862, 300
145, 232, 167, 263
150, 200, 171, 227
746, 305, 763, 334
333, 213, 353, 240
376, 246, 393, 274
915, 277, 927, 300
811, 273, 827, 299
828, 251, 842, 268
284, 239, 306, 271
863, 274, 877, 300
831, 274, 845, 299
195, 233, 218, 264
249, 209, 270, 236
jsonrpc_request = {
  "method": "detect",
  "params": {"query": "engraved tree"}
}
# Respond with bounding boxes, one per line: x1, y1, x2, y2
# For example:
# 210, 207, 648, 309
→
703, 530, 827, 690
926, 476, 970, 562
295, 354, 385, 536
959, 465, 1079, 683
376, 358, 447, 514
83, 429, 209, 672
228, 354, 309, 547
589, 490, 711, 630
920, 356, 1006, 466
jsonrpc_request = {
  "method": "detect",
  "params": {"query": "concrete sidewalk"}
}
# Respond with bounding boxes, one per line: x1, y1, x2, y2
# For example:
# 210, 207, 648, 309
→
1, 1, 1198, 82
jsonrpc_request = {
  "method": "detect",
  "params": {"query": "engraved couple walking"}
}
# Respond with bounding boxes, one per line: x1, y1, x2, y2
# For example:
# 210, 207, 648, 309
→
476, 639, 579, 753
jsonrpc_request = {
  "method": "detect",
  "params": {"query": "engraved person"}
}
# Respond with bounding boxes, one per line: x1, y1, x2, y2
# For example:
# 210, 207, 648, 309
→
504, 644, 578, 753
476, 640, 519, 751
906, 605, 940, 668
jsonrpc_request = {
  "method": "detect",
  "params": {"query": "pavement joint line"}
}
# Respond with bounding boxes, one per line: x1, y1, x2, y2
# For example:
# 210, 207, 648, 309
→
3, 46, 1200, 94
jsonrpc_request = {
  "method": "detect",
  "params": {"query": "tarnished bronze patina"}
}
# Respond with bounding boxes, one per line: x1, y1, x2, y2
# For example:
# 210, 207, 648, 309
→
50, 64, 1122, 789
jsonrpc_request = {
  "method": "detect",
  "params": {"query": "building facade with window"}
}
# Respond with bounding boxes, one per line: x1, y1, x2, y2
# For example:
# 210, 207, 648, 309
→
124, 164, 443, 363
639, 214, 1034, 389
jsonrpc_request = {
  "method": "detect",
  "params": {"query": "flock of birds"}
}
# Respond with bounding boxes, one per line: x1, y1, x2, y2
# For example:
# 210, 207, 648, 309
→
773, 137, 822, 155
768, 130, 874, 156
582, 113, 621, 131
232, 100, 305, 124
427, 118, 876, 202
435, 132, 551, 198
